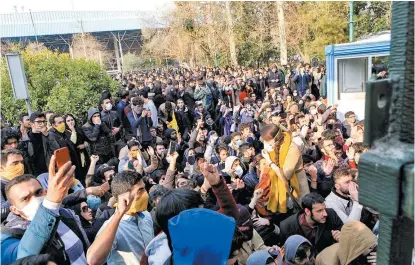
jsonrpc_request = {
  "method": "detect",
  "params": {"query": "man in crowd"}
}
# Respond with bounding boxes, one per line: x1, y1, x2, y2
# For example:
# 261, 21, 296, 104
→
83, 109, 114, 164
27, 112, 53, 176
1, 157, 89, 265
280, 192, 343, 253
87, 171, 153, 265
0, 63, 380, 265
325, 168, 362, 223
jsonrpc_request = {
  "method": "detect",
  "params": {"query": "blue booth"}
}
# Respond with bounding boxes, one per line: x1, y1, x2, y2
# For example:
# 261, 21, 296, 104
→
325, 32, 391, 120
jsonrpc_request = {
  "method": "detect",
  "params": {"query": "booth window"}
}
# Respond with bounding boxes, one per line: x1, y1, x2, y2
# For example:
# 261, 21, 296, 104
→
337, 57, 368, 98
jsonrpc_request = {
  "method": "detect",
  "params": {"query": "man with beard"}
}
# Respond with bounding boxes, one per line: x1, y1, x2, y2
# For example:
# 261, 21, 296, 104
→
280, 193, 343, 254
325, 168, 362, 223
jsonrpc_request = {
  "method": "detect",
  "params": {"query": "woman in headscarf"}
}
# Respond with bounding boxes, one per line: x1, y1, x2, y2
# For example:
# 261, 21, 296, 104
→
258, 124, 310, 215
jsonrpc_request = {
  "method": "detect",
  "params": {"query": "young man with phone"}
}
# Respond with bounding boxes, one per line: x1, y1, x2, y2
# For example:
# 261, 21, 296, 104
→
1, 157, 89, 265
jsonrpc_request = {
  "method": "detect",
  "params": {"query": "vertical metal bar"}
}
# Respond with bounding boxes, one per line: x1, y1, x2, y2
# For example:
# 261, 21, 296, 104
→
29, 9, 39, 47
349, 1, 354, 42
25, 99, 32, 116
118, 32, 123, 72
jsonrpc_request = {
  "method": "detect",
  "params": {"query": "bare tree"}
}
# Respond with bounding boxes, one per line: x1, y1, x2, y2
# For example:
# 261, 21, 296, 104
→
276, 1, 287, 65
71, 34, 109, 67
225, 1, 238, 66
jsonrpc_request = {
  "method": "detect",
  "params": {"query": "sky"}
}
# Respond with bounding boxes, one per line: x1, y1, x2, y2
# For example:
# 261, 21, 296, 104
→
0, 0, 174, 13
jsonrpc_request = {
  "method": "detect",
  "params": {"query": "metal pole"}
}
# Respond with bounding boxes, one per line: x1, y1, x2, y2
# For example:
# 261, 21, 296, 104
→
25, 99, 32, 116
349, 1, 354, 42
29, 9, 39, 47
118, 32, 124, 72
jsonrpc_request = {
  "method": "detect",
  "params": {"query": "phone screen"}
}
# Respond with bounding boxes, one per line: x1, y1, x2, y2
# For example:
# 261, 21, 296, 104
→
54, 147, 71, 171
169, 141, 176, 155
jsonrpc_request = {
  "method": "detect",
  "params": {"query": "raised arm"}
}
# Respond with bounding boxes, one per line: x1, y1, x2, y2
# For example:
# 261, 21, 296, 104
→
159, 152, 179, 189
143, 147, 159, 174
201, 163, 239, 220
87, 192, 134, 265
189, 119, 202, 149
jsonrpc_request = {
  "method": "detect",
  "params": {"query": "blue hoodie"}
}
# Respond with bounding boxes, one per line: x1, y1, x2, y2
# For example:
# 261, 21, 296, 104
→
168, 209, 236, 265
284, 235, 312, 265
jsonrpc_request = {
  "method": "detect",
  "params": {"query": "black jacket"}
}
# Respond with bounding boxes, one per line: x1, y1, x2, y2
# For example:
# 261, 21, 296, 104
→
100, 109, 122, 141
280, 208, 343, 253
27, 131, 57, 176
82, 109, 113, 156
48, 128, 82, 172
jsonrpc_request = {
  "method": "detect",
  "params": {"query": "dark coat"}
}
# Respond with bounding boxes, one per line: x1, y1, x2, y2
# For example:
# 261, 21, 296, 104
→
64, 128, 90, 181
27, 131, 57, 176
48, 128, 81, 173
82, 109, 113, 156
101, 109, 122, 141
267, 70, 282, 88
293, 73, 311, 95
280, 208, 343, 253
177, 90, 195, 112
127, 111, 153, 142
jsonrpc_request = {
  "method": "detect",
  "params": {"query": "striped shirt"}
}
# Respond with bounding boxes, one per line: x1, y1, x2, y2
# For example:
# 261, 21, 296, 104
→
58, 222, 87, 265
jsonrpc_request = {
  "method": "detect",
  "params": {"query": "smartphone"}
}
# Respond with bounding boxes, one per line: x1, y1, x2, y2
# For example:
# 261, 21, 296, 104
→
54, 147, 71, 171
168, 141, 176, 155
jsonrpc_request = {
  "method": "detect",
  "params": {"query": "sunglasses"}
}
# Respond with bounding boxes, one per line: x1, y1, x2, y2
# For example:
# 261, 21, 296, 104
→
81, 205, 91, 213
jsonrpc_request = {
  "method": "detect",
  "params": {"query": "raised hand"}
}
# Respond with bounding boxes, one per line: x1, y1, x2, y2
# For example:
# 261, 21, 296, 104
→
235, 179, 245, 190
349, 182, 359, 201
46, 155, 76, 203
86, 185, 106, 197
90, 155, 99, 164
147, 146, 155, 156
346, 146, 356, 160
308, 165, 318, 182
322, 159, 335, 176
201, 162, 220, 186
116, 191, 135, 216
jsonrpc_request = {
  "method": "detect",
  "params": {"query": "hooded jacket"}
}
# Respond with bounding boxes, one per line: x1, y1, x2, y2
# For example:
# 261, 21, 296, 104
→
284, 235, 312, 265
82, 109, 113, 156
316, 220, 377, 265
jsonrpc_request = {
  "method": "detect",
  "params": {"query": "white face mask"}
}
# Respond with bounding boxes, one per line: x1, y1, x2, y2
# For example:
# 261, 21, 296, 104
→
234, 166, 243, 177
263, 142, 274, 152
20, 196, 45, 221
310, 109, 317, 115
105, 103, 113, 111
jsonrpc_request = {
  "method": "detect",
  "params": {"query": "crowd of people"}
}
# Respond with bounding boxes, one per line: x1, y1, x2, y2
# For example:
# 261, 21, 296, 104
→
1, 63, 379, 265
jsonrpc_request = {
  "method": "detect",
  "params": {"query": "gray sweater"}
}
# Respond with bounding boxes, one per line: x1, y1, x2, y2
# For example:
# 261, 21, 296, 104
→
325, 190, 362, 224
